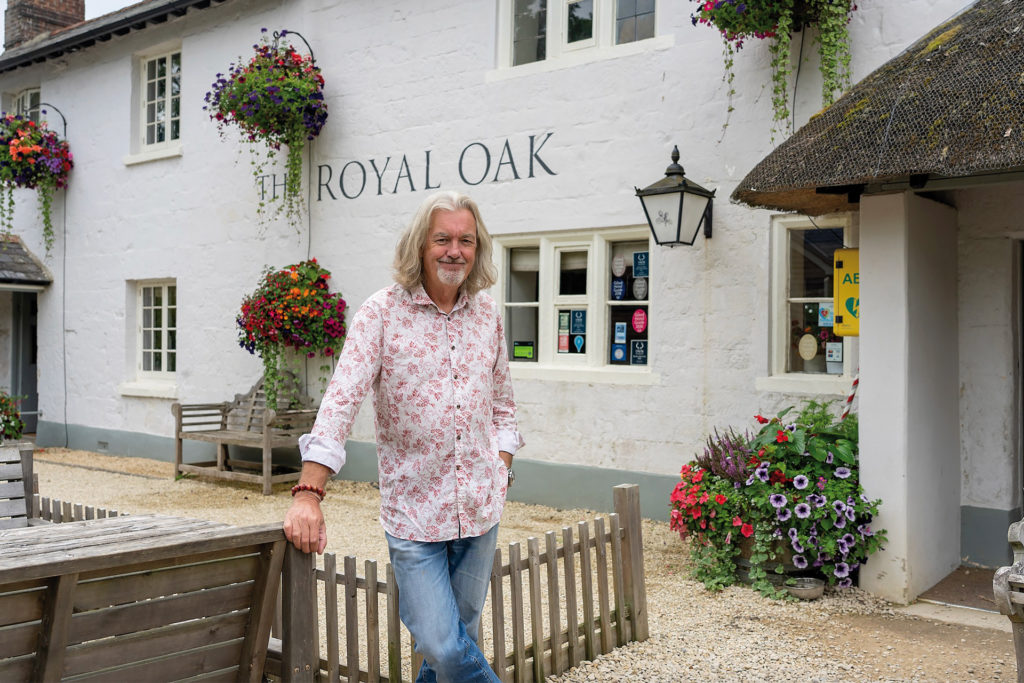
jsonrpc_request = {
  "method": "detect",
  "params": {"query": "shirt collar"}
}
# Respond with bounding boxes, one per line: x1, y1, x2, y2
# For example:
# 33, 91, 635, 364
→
410, 283, 470, 313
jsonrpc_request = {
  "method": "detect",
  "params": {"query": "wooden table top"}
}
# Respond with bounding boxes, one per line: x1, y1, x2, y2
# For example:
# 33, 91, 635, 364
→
0, 514, 284, 584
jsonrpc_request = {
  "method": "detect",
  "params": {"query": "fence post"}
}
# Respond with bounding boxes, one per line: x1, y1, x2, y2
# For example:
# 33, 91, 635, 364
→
613, 484, 648, 642
282, 544, 318, 682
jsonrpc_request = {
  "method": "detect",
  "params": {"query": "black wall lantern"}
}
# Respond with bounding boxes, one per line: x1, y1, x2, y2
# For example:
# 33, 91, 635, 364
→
635, 145, 715, 246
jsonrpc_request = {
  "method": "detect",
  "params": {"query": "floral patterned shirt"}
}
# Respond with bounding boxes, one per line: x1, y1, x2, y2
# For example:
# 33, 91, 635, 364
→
299, 283, 524, 542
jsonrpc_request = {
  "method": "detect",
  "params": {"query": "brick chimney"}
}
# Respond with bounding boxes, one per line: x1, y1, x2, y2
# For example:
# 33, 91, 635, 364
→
4, 0, 85, 50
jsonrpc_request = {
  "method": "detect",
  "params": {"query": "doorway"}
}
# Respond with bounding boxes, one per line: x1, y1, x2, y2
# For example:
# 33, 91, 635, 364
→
11, 291, 38, 434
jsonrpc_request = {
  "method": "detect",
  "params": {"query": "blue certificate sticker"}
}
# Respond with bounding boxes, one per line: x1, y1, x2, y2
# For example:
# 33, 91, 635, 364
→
611, 344, 627, 362
633, 251, 649, 278
611, 277, 626, 300
614, 322, 627, 344
570, 309, 586, 334
818, 302, 834, 328
573, 335, 585, 353
630, 340, 648, 365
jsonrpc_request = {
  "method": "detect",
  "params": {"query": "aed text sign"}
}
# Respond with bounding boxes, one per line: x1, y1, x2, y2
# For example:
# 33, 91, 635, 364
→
258, 132, 557, 202
833, 248, 859, 337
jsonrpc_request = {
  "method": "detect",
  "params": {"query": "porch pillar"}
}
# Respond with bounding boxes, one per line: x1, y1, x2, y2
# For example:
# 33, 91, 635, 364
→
858, 191, 960, 603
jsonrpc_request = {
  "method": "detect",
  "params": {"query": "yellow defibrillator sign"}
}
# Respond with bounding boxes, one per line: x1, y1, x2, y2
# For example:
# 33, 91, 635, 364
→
833, 248, 859, 337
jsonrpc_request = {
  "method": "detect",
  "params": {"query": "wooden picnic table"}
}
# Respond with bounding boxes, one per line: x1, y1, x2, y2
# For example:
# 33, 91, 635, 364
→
0, 514, 318, 682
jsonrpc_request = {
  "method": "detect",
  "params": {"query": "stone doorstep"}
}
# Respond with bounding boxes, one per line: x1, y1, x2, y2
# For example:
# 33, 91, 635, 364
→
900, 601, 1011, 633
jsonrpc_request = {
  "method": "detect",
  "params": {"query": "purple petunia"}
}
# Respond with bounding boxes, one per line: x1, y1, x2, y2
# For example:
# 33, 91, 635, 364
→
788, 527, 799, 540
770, 493, 787, 508
756, 466, 770, 483
842, 533, 856, 547
833, 500, 847, 515
834, 562, 850, 578
791, 538, 804, 553
834, 515, 847, 529
838, 577, 853, 588
845, 506, 856, 522
777, 507, 792, 522
793, 474, 809, 490
795, 503, 811, 519
825, 451, 834, 464
858, 524, 874, 538
835, 467, 852, 479
793, 554, 808, 569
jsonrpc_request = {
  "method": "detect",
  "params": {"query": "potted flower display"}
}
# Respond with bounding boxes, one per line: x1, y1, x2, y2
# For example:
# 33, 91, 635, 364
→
236, 258, 346, 409
669, 401, 886, 598
690, 0, 857, 137
205, 29, 328, 230
0, 113, 74, 253
0, 390, 26, 444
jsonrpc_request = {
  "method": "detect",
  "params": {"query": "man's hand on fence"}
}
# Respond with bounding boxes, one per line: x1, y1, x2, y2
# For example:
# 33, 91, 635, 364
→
284, 494, 328, 554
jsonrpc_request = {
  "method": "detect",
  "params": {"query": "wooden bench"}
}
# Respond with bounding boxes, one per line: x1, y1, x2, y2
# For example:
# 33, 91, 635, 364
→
172, 375, 319, 495
994, 519, 1024, 681
0, 445, 36, 528
0, 514, 298, 682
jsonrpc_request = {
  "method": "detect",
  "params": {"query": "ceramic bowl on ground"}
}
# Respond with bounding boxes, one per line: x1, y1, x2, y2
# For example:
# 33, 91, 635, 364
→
785, 576, 825, 600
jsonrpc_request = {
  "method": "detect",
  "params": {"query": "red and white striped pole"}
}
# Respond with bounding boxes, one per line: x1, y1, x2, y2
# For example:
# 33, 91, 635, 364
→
840, 370, 859, 421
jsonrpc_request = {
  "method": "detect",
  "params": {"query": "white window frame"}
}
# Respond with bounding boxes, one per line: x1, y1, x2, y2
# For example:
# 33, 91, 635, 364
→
755, 213, 858, 395
124, 44, 183, 165
495, 227, 659, 384
14, 88, 40, 123
119, 279, 178, 398
492, 0, 672, 79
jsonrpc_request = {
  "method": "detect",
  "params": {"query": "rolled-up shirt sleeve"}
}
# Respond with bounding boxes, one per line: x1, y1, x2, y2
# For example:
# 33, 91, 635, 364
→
300, 300, 383, 473
492, 311, 525, 455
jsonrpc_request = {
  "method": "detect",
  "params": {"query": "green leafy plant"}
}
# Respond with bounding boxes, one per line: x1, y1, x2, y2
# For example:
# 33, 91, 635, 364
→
670, 401, 886, 598
691, 0, 856, 138
0, 113, 74, 253
204, 29, 328, 230
237, 258, 346, 408
0, 391, 26, 441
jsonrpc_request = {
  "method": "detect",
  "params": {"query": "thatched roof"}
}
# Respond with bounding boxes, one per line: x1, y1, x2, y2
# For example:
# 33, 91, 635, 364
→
732, 0, 1024, 216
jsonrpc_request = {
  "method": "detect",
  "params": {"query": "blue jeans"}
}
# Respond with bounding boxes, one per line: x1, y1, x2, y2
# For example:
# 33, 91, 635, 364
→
385, 524, 501, 683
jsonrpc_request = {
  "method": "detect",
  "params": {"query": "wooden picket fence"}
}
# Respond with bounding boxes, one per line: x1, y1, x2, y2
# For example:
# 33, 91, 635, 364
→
32, 494, 120, 523
267, 484, 648, 683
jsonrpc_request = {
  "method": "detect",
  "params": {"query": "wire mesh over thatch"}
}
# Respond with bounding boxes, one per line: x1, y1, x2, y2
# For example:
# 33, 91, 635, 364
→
732, 0, 1024, 216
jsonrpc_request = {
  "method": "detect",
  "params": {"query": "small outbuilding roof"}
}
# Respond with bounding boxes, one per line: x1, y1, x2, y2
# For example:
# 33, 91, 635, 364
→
0, 0, 228, 75
732, 0, 1024, 216
0, 236, 52, 289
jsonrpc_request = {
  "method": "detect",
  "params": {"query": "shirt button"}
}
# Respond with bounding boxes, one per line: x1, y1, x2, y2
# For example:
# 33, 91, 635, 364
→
454, 373, 458, 380
451, 345, 455, 350
456, 404, 461, 409
456, 433, 461, 441
456, 465, 462, 470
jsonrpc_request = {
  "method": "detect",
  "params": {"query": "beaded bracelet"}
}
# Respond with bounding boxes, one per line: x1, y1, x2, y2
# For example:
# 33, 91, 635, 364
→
291, 483, 326, 501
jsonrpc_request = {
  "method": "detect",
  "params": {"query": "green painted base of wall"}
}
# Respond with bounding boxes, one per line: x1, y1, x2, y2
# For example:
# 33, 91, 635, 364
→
962, 505, 1018, 567
36, 421, 676, 519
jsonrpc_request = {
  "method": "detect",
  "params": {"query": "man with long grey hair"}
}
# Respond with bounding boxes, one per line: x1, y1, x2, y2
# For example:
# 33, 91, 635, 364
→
285, 191, 524, 683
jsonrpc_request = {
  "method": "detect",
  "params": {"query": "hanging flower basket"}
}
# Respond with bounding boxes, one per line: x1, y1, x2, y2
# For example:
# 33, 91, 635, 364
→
237, 258, 346, 408
0, 113, 73, 253
204, 29, 328, 230
0, 390, 26, 442
691, 0, 857, 138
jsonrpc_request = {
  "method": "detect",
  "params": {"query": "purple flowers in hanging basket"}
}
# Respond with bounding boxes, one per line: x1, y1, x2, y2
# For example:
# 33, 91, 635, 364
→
769, 493, 787, 508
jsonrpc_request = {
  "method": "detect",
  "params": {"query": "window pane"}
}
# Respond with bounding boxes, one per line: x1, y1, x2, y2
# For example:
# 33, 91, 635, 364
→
156, 122, 165, 143
567, 0, 593, 43
157, 78, 166, 99
146, 103, 156, 125
557, 308, 587, 354
143, 330, 152, 350
154, 309, 162, 328
788, 302, 839, 374
168, 307, 177, 329
168, 285, 177, 306
168, 352, 176, 372
637, 0, 654, 13
609, 241, 649, 302
170, 120, 180, 141
154, 331, 162, 351
168, 330, 176, 350
147, 59, 156, 80
636, 11, 655, 40
156, 56, 166, 78
153, 287, 163, 307
559, 250, 587, 296
506, 307, 539, 362
143, 287, 153, 306
143, 308, 152, 328
789, 228, 843, 298
609, 305, 648, 365
154, 352, 162, 372
146, 125, 155, 145
508, 248, 539, 302
513, 0, 547, 66
617, 18, 635, 44
617, 0, 635, 19
143, 352, 152, 371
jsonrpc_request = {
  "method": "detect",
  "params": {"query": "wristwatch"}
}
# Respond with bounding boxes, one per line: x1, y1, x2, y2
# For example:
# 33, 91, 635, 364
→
507, 468, 515, 487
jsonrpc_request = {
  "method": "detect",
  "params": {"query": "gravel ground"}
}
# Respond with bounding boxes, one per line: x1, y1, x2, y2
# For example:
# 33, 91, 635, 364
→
32, 447, 1015, 682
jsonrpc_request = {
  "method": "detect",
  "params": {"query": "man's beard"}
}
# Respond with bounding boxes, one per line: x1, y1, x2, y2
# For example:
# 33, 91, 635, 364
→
436, 262, 467, 286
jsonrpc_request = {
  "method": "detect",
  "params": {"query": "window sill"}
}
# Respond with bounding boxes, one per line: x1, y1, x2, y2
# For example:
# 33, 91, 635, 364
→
755, 374, 852, 396
510, 364, 660, 385
123, 144, 183, 166
118, 380, 178, 399
486, 34, 674, 82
